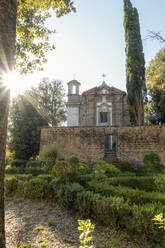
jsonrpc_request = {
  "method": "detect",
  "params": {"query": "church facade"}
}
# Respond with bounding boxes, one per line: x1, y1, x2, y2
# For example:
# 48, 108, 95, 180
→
40, 79, 165, 165
66, 79, 130, 127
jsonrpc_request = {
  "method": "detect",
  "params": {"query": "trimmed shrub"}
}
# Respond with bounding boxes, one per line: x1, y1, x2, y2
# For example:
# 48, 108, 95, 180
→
68, 155, 79, 165
15, 180, 25, 198
52, 159, 91, 183
5, 177, 18, 196
87, 181, 165, 205
52, 160, 70, 178
106, 176, 156, 192
93, 161, 121, 177
37, 174, 52, 182
119, 160, 132, 172
24, 167, 44, 176
26, 160, 42, 168
77, 163, 91, 175
75, 190, 94, 217
154, 174, 165, 193
5, 165, 24, 174
11, 159, 27, 168
15, 174, 33, 181
39, 143, 58, 165
143, 152, 165, 173
24, 178, 47, 198
57, 183, 84, 208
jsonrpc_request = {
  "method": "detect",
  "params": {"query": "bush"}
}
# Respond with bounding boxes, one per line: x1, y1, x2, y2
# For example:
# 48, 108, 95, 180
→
10, 159, 27, 168
77, 163, 91, 175
24, 167, 44, 176
52, 160, 70, 178
93, 161, 121, 177
24, 178, 48, 198
143, 152, 165, 173
119, 160, 132, 172
57, 183, 84, 208
5, 165, 24, 174
52, 159, 91, 183
68, 155, 79, 165
15, 174, 33, 181
154, 174, 165, 193
15, 180, 25, 198
39, 143, 58, 165
106, 176, 156, 192
87, 181, 165, 205
37, 174, 52, 182
5, 177, 18, 196
26, 160, 42, 168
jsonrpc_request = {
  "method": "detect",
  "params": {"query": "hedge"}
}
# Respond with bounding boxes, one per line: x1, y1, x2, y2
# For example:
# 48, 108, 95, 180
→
87, 181, 165, 205
106, 176, 156, 192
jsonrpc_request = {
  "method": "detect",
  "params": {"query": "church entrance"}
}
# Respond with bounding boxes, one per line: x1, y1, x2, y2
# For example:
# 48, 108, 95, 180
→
105, 135, 116, 153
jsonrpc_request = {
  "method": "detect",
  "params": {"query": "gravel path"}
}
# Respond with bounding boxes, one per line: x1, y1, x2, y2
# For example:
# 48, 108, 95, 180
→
5, 198, 151, 248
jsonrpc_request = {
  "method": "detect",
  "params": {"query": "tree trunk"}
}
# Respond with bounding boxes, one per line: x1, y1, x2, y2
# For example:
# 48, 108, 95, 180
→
0, 0, 17, 247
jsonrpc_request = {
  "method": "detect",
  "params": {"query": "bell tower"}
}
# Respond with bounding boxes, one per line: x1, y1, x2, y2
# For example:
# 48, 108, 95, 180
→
66, 80, 81, 126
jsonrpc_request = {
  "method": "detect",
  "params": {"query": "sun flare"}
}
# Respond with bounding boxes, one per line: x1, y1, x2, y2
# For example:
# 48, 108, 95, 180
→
3, 71, 28, 98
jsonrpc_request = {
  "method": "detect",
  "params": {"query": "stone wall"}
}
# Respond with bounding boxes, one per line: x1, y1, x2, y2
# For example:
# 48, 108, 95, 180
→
40, 126, 165, 164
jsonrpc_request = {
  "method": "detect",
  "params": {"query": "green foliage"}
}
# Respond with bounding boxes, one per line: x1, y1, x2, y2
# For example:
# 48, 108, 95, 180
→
37, 174, 52, 182
123, 0, 146, 125
24, 178, 47, 198
153, 213, 165, 230
154, 174, 165, 193
146, 48, 165, 124
87, 181, 165, 205
5, 165, 24, 174
26, 160, 42, 168
25, 78, 66, 126
78, 219, 95, 248
52, 157, 91, 183
68, 155, 80, 165
16, 0, 76, 74
39, 143, 58, 165
119, 160, 132, 172
5, 177, 18, 196
15, 174, 33, 181
52, 160, 70, 178
143, 152, 164, 172
93, 161, 121, 177
8, 95, 48, 160
77, 163, 91, 175
24, 167, 44, 176
57, 183, 84, 208
75, 191, 95, 217
106, 176, 156, 192
11, 159, 27, 168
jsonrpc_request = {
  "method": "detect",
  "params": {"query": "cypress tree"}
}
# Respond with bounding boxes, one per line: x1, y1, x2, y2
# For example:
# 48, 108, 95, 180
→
123, 0, 146, 125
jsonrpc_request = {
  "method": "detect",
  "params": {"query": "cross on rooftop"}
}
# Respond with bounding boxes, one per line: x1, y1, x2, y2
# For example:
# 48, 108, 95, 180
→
102, 74, 106, 80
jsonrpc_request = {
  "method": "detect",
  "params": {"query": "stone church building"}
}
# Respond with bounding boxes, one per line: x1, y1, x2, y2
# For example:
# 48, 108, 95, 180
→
40, 79, 165, 165
66, 79, 130, 127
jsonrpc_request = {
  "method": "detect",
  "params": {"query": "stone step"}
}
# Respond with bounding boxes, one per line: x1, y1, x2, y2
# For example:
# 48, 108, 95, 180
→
104, 153, 120, 166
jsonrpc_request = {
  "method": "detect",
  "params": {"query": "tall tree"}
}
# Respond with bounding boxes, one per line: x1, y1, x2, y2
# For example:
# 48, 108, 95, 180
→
8, 95, 48, 160
123, 0, 146, 125
145, 48, 165, 124
26, 78, 66, 126
0, 1, 75, 247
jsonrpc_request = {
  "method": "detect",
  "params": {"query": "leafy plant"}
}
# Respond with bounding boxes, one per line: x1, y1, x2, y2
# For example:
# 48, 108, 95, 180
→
78, 219, 95, 248
143, 152, 164, 172
119, 160, 132, 172
39, 143, 58, 165
153, 213, 165, 230
154, 174, 165, 192
93, 161, 121, 177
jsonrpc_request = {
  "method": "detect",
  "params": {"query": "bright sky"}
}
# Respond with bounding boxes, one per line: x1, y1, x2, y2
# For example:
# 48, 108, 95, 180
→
9, 0, 165, 98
